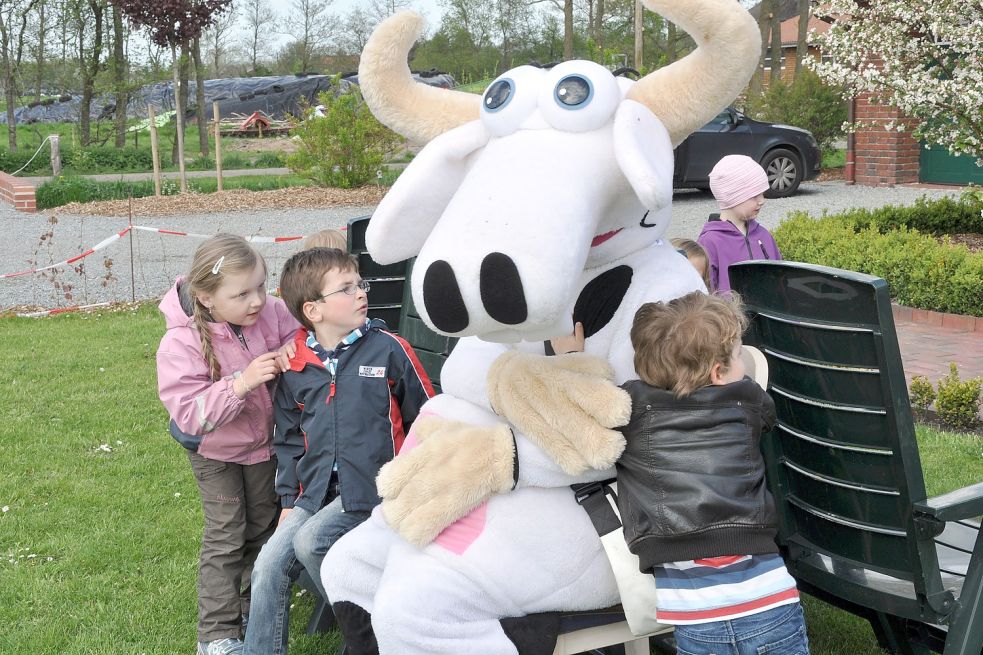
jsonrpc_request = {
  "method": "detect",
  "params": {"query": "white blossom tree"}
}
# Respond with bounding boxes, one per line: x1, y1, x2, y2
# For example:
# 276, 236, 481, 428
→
810, 0, 983, 162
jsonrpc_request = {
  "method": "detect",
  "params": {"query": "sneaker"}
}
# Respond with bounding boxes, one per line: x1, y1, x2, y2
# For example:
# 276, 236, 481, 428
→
196, 638, 244, 655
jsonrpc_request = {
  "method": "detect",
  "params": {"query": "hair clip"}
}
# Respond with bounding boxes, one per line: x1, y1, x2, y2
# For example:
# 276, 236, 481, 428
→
211, 256, 225, 275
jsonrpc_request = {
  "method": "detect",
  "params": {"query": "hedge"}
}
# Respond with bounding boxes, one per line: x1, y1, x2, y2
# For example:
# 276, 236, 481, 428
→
774, 201, 983, 317
35, 174, 311, 209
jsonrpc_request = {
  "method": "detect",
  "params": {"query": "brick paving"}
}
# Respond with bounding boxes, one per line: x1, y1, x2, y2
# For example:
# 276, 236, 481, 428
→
895, 319, 983, 385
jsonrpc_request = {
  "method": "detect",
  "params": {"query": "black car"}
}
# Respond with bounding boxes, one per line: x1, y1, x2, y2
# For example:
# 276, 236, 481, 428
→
673, 107, 822, 198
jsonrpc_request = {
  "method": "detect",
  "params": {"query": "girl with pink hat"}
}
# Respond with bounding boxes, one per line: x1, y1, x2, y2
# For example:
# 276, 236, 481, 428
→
697, 155, 783, 292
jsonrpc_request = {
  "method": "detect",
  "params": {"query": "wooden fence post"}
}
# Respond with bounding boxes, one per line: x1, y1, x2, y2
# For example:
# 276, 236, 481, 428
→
49, 135, 61, 176
213, 101, 223, 192
148, 105, 162, 197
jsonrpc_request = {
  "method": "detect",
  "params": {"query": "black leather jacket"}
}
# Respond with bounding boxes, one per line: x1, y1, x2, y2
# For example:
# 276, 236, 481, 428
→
616, 378, 778, 571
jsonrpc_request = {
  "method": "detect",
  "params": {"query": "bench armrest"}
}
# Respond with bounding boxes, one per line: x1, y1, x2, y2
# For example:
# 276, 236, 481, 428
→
913, 481, 983, 522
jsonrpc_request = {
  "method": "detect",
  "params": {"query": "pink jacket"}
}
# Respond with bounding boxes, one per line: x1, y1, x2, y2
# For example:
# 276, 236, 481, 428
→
156, 278, 301, 464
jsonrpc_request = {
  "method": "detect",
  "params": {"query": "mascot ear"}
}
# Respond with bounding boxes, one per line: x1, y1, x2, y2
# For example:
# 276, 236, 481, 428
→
366, 120, 490, 264
612, 99, 674, 212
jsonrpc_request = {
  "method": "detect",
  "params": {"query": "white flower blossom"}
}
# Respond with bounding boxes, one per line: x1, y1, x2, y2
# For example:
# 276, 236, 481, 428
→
809, 0, 983, 162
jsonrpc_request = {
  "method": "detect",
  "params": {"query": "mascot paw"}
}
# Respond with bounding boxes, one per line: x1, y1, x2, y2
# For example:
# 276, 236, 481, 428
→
377, 416, 515, 547
487, 351, 631, 475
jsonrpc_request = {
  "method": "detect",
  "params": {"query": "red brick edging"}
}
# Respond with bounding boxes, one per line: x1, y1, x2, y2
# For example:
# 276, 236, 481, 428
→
0, 171, 36, 212
892, 303, 981, 333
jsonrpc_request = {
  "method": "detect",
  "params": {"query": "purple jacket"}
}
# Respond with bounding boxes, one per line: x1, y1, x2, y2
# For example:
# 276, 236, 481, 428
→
156, 278, 301, 464
698, 218, 782, 293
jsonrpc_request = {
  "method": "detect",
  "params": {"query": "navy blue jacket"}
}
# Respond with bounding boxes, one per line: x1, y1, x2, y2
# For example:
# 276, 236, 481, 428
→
273, 320, 435, 513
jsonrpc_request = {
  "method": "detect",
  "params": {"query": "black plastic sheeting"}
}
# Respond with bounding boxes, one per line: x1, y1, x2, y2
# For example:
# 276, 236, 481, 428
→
1, 70, 456, 125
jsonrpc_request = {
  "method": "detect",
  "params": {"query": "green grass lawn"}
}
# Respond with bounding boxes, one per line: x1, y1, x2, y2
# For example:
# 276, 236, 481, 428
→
1, 304, 980, 654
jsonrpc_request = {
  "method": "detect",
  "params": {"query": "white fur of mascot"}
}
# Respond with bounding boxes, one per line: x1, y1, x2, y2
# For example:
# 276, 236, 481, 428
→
321, 1, 760, 653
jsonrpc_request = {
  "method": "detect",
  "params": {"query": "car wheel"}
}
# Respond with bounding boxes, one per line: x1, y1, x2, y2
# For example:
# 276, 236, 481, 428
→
760, 148, 802, 198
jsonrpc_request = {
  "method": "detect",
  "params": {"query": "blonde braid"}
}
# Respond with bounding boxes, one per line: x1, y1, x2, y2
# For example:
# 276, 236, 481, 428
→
192, 300, 223, 381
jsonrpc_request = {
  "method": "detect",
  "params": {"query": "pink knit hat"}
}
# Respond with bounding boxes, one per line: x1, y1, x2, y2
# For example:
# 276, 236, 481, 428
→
709, 155, 770, 210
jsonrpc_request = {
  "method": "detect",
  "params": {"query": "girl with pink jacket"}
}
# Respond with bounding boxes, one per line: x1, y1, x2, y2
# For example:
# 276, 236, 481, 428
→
157, 234, 299, 655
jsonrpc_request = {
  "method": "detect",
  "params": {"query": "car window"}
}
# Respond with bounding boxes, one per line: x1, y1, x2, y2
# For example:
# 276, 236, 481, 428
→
703, 110, 732, 127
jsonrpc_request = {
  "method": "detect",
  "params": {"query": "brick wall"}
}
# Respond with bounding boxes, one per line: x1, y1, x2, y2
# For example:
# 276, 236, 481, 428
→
848, 52, 921, 187
0, 172, 36, 212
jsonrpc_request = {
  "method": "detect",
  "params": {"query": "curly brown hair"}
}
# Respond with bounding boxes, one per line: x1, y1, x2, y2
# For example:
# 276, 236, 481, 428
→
631, 291, 747, 398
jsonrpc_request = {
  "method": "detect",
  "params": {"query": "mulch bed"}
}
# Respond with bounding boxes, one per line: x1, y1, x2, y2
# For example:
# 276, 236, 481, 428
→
914, 408, 983, 437
949, 233, 983, 253
56, 186, 390, 217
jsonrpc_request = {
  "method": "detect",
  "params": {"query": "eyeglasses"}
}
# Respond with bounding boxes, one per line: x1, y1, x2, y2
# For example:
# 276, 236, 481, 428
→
313, 280, 371, 302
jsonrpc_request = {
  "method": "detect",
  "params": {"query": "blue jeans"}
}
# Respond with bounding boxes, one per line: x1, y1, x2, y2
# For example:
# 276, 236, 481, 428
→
674, 603, 810, 655
243, 498, 370, 655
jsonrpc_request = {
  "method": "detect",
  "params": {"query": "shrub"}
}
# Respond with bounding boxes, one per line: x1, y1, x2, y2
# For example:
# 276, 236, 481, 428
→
35, 174, 309, 209
774, 203, 983, 316
935, 363, 982, 430
745, 69, 847, 151
909, 375, 936, 412
0, 147, 50, 174
254, 151, 285, 168
64, 146, 155, 173
287, 80, 402, 188
222, 153, 248, 169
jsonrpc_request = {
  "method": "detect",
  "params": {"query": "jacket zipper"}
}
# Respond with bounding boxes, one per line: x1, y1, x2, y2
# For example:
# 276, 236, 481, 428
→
326, 370, 341, 510
743, 233, 754, 259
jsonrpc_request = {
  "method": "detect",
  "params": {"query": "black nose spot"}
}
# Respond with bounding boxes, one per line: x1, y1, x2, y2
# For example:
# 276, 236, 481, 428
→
423, 260, 469, 333
480, 253, 527, 325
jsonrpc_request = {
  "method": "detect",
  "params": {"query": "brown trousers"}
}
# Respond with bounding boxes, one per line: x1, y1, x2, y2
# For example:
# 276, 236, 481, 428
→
188, 450, 278, 642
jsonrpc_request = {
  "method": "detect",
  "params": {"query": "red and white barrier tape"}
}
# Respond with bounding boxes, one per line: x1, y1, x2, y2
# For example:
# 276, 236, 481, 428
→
2, 227, 133, 279
131, 226, 306, 243
0, 224, 343, 279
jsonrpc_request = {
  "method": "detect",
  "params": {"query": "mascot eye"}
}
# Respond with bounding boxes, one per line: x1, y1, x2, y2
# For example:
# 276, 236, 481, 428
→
484, 79, 514, 112
554, 76, 592, 108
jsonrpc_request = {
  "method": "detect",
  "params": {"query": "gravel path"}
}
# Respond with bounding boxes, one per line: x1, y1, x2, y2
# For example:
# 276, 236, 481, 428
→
0, 180, 962, 312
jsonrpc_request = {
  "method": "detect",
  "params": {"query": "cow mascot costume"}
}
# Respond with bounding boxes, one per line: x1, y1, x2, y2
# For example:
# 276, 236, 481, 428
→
321, 0, 761, 652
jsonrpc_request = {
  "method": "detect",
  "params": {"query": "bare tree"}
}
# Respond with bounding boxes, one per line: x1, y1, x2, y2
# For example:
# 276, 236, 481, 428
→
339, 7, 375, 57
0, 0, 40, 150
240, 0, 275, 74
748, 0, 774, 95
111, 2, 127, 147
794, 0, 808, 78
192, 36, 208, 156
368, 0, 408, 23
282, 0, 337, 73
29, 0, 46, 101
202, 3, 235, 75
494, 0, 534, 72
563, 0, 572, 59
768, 1, 781, 83
76, 0, 104, 147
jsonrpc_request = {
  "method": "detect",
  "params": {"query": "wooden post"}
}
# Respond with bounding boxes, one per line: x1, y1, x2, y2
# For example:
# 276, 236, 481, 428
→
634, 0, 643, 70
49, 134, 61, 176
213, 101, 223, 192
148, 105, 162, 197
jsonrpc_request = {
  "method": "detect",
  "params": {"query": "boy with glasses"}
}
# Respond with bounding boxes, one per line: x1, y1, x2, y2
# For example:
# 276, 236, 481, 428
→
245, 248, 435, 655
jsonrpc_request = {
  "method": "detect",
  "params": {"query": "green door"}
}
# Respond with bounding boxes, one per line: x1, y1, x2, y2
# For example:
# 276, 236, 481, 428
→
919, 143, 983, 185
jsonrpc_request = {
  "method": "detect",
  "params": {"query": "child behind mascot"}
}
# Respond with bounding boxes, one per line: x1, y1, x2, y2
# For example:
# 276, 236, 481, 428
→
244, 247, 435, 655
615, 291, 809, 654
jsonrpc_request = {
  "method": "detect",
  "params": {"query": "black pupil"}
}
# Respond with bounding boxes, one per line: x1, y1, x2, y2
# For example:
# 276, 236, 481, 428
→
556, 77, 590, 106
485, 80, 511, 110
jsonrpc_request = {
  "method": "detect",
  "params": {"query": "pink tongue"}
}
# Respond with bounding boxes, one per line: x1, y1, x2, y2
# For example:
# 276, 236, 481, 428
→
591, 229, 622, 247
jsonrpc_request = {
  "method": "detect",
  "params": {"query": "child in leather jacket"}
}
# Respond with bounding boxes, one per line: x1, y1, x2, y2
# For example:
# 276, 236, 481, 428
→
617, 291, 809, 654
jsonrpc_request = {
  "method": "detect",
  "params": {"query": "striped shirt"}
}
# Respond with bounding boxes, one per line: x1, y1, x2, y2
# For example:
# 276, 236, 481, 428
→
653, 554, 799, 624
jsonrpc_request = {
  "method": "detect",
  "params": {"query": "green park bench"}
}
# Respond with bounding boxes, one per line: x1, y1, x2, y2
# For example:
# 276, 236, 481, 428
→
730, 260, 983, 655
